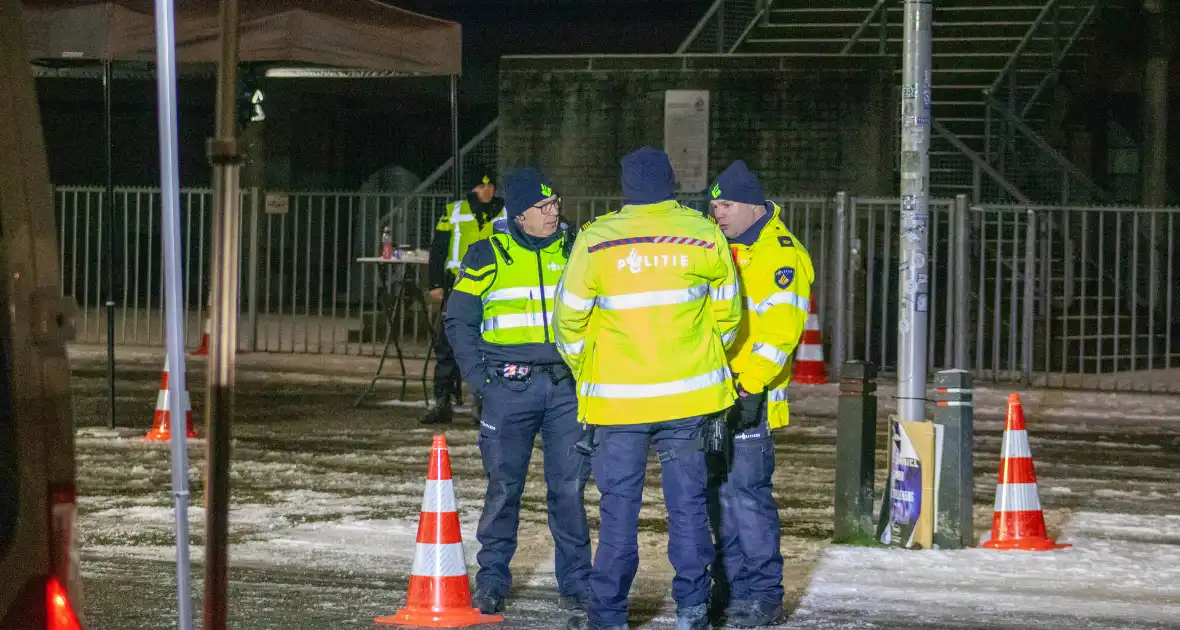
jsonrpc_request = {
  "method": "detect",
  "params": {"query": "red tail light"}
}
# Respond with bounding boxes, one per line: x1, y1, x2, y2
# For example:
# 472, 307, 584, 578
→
46, 577, 82, 630
48, 484, 84, 628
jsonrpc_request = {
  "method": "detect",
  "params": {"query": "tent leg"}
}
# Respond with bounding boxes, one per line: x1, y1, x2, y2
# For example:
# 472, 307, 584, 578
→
450, 74, 461, 201
103, 60, 116, 429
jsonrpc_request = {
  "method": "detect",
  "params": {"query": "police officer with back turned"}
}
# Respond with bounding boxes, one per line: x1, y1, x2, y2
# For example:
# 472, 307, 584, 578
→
554, 147, 743, 630
444, 167, 592, 615
425, 171, 505, 425
707, 160, 814, 628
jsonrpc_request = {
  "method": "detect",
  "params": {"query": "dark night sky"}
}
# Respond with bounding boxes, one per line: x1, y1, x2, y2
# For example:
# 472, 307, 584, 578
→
401, 0, 711, 106
36, 0, 712, 188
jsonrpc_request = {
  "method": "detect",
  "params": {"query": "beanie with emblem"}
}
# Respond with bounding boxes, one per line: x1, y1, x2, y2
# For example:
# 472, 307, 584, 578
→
621, 146, 676, 206
503, 167, 555, 222
711, 160, 765, 206
469, 169, 497, 190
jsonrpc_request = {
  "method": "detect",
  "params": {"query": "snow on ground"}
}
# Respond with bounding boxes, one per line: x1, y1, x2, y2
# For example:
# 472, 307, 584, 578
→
788, 512, 1180, 630
66, 349, 1180, 629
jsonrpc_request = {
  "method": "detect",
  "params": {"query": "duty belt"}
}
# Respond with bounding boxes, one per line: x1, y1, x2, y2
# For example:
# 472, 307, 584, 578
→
492, 361, 572, 384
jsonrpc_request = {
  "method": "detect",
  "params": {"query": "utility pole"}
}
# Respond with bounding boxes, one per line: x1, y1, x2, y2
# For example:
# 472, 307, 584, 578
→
204, 0, 242, 628
897, 0, 933, 423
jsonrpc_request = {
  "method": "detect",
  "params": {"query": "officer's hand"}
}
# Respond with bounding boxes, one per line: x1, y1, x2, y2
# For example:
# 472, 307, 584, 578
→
429, 288, 444, 302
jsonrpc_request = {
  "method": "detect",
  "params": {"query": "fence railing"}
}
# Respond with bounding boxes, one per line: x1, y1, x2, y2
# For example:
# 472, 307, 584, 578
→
56, 186, 1180, 393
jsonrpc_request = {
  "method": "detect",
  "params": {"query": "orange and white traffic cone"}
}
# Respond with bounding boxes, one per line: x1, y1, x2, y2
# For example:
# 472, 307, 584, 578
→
376, 434, 502, 627
983, 393, 1069, 551
142, 357, 198, 441
792, 292, 828, 384
192, 316, 210, 356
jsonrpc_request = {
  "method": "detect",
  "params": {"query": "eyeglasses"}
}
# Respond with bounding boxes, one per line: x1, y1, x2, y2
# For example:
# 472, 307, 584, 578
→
532, 198, 561, 215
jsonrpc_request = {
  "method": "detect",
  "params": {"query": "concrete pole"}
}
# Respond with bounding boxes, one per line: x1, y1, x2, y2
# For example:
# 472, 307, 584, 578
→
897, 0, 933, 422
1142, 0, 1171, 207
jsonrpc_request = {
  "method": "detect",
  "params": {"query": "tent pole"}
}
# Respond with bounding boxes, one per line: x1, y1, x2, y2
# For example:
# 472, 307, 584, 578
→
102, 59, 116, 429
451, 73, 461, 201
204, 0, 242, 627
150, 0, 194, 628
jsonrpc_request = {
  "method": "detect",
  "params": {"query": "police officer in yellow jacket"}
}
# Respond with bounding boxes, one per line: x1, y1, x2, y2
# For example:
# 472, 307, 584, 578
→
707, 161, 814, 628
425, 171, 506, 424
554, 147, 742, 630
444, 167, 591, 615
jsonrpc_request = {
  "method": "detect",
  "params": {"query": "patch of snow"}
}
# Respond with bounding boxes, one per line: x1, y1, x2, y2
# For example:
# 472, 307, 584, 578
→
788, 511, 1180, 629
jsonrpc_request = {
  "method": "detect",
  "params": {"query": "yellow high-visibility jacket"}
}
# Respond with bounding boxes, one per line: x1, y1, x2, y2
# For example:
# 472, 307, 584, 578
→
435, 199, 507, 271
552, 200, 742, 425
727, 202, 815, 429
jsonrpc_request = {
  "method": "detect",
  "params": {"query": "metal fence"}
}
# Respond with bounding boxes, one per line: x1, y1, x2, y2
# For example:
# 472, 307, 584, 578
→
56, 186, 1180, 393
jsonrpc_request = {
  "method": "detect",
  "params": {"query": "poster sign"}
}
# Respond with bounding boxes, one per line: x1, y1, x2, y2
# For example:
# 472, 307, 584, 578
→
264, 193, 289, 215
880, 418, 943, 549
664, 90, 710, 193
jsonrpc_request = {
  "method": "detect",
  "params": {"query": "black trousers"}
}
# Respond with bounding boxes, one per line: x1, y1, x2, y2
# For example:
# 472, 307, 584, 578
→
432, 277, 462, 401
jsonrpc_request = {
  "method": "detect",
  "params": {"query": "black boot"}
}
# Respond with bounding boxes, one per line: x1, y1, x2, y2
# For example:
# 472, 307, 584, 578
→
421, 395, 453, 425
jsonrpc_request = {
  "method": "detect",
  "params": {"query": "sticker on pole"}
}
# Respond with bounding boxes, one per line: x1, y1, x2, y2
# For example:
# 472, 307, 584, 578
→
879, 418, 943, 550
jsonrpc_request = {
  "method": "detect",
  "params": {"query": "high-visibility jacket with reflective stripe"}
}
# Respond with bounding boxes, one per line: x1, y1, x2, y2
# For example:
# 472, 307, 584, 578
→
451, 232, 568, 345
435, 199, 507, 270
553, 200, 742, 425
727, 202, 815, 429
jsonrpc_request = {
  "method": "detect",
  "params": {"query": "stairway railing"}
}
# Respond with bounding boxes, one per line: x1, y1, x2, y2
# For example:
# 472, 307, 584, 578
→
841, 0, 890, 54
676, 0, 767, 54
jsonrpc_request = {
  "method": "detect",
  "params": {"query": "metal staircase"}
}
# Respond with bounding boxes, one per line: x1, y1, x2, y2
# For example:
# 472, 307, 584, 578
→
737, 0, 1105, 203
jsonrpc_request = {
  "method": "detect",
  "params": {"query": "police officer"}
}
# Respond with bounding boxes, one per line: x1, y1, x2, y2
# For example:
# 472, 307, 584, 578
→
554, 147, 743, 630
444, 167, 592, 614
706, 161, 814, 628
425, 171, 505, 424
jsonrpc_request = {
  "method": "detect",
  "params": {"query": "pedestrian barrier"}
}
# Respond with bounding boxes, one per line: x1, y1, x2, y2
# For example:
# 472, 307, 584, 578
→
982, 393, 1069, 551
375, 434, 502, 627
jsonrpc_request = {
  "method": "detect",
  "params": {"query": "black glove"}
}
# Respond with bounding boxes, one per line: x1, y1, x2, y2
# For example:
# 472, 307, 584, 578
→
730, 387, 766, 433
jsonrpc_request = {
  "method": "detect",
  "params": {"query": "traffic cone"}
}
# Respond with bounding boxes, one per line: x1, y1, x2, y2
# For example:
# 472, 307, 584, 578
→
983, 393, 1069, 551
192, 317, 210, 356
191, 315, 244, 355
792, 292, 828, 384
375, 434, 502, 627
142, 357, 198, 441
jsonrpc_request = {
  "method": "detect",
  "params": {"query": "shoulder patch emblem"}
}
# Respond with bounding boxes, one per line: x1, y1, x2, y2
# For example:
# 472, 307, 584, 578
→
774, 266, 795, 289
778, 235, 794, 248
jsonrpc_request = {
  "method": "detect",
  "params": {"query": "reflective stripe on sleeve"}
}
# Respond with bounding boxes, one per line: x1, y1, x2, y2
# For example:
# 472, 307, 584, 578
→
710, 281, 739, 302
558, 289, 596, 311
482, 313, 548, 332
596, 284, 708, 310
755, 291, 810, 316
558, 338, 585, 356
720, 330, 737, 345
744, 298, 756, 311
580, 366, 731, 399
751, 342, 789, 367
768, 386, 789, 403
483, 285, 557, 303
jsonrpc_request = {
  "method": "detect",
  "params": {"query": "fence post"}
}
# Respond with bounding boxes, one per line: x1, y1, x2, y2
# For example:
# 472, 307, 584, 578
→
834, 360, 877, 543
1021, 209, 1037, 385
954, 195, 970, 369
830, 191, 849, 378
933, 369, 973, 549
245, 187, 261, 352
